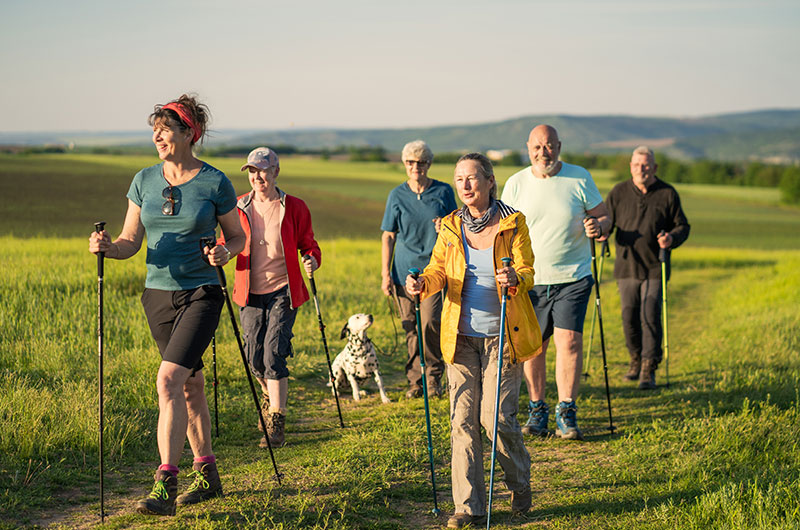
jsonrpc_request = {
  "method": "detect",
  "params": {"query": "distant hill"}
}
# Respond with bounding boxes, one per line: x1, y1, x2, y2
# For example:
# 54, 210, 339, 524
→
2, 109, 799, 163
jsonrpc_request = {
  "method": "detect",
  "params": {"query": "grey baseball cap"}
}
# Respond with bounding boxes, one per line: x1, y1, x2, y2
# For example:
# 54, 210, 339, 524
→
241, 147, 280, 171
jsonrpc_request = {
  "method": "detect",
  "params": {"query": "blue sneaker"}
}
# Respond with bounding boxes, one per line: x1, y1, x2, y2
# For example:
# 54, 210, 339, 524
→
521, 400, 549, 437
555, 400, 583, 440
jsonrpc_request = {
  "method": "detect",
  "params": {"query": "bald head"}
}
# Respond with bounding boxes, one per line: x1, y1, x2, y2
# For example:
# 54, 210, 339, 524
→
527, 124, 562, 177
528, 124, 560, 145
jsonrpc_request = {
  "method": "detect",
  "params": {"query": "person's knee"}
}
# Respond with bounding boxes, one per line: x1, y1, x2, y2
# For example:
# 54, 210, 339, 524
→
183, 373, 204, 400
157, 370, 186, 399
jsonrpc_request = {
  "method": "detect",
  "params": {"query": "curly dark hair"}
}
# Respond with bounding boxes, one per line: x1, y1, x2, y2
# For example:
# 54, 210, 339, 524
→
148, 94, 210, 145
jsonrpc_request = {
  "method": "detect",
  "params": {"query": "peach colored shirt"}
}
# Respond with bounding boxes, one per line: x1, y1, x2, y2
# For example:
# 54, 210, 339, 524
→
248, 197, 288, 294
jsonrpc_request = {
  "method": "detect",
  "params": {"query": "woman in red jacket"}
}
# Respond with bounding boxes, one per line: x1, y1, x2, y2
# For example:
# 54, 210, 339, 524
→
234, 147, 321, 448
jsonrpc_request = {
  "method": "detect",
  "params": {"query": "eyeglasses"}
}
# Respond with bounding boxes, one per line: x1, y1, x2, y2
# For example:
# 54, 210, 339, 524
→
404, 160, 429, 167
162, 186, 178, 215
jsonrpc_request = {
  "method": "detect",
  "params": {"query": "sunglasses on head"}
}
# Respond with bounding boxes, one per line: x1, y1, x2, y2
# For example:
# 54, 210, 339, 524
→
162, 186, 178, 216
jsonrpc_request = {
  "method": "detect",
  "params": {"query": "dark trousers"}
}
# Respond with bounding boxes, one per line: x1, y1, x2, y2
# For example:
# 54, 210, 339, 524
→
394, 285, 444, 388
617, 278, 663, 364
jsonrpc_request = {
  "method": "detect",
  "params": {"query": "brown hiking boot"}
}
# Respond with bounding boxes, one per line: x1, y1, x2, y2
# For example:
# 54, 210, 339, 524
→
405, 386, 423, 399
447, 512, 486, 528
256, 394, 270, 429
638, 359, 657, 390
259, 412, 286, 448
428, 379, 444, 398
511, 486, 532, 514
136, 470, 178, 516
623, 356, 641, 381
176, 461, 223, 505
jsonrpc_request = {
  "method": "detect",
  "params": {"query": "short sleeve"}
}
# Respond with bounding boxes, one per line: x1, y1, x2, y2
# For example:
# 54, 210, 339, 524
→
582, 171, 603, 211
500, 177, 515, 204
126, 170, 145, 207
215, 176, 237, 216
380, 190, 399, 232
444, 185, 457, 212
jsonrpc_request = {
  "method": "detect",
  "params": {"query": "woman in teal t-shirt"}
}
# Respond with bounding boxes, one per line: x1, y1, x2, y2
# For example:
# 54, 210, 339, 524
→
89, 94, 245, 516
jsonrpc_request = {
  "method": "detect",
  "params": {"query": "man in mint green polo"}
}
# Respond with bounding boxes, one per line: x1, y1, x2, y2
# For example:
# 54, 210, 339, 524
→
501, 125, 610, 440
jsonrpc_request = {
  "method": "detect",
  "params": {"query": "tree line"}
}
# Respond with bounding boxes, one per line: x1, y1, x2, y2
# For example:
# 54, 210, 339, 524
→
6, 143, 799, 204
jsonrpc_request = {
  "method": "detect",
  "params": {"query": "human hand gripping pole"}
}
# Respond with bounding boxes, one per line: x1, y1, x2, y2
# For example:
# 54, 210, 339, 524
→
94, 222, 106, 523
659, 232, 670, 388
200, 237, 283, 484
589, 236, 616, 434
408, 268, 440, 516
303, 254, 345, 428
486, 257, 511, 530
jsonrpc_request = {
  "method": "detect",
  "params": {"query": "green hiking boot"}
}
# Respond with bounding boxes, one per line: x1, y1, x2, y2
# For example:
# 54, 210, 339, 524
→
136, 470, 178, 516
176, 461, 223, 505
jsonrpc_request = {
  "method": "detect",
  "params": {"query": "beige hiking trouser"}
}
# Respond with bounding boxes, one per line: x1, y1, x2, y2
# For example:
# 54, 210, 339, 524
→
447, 334, 530, 516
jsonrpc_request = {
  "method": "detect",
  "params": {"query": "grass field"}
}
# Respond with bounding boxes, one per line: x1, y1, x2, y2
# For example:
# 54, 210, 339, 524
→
1, 153, 799, 529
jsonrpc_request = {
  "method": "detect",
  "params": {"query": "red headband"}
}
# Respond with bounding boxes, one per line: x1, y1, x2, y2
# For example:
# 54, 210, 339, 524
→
161, 102, 201, 144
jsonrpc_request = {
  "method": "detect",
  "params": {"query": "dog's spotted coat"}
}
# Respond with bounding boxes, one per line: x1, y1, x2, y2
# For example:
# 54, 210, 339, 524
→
329, 313, 391, 404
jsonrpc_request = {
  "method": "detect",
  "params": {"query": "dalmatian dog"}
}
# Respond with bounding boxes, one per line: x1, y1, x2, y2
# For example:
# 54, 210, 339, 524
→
329, 313, 391, 404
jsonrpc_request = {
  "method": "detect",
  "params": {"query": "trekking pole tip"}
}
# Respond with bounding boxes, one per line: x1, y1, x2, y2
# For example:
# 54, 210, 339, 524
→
432, 508, 441, 516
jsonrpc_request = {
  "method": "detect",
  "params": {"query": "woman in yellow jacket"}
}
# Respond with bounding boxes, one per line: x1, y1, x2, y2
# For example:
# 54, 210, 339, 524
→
406, 153, 542, 529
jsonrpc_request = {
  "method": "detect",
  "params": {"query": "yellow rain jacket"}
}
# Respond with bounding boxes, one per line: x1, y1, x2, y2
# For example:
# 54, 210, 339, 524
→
418, 209, 543, 365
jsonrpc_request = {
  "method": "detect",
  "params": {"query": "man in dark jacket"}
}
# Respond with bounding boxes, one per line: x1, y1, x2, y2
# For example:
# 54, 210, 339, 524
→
605, 146, 690, 390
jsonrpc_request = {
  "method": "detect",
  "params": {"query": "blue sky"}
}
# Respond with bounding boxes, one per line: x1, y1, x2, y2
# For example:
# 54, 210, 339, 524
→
1, 0, 798, 132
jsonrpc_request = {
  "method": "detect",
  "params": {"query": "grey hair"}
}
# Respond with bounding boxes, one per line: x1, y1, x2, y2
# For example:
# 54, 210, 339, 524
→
401, 140, 434, 163
632, 145, 655, 161
456, 152, 497, 199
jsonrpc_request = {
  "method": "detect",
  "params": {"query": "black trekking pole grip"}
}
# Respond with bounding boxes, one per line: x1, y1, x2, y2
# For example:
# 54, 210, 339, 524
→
302, 254, 320, 296
499, 257, 512, 298
659, 231, 668, 263
94, 222, 106, 276
409, 268, 422, 306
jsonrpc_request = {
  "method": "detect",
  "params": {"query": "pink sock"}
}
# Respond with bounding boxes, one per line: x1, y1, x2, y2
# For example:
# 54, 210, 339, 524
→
194, 455, 216, 464
157, 464, 179, 477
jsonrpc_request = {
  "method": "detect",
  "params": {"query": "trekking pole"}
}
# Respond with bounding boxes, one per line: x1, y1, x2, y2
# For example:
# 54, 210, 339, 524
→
487, 257, 512, 530
212, 334, 219, 437
590, 238, 615, 434
94, 221, 106, 523
659, 241, 670, 388
409, 268, 440, 516
201, 237, 283, 485
583, 240, 609, 379
303, 254, 345, 428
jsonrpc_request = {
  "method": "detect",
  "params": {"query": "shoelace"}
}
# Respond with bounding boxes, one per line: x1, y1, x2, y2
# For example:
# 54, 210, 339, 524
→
148, 480, 169, 500
184, 469, 209, 493
558, 406, 577, 426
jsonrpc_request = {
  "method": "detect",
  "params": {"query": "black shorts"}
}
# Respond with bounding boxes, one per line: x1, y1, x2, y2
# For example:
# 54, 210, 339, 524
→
240, 287, 297, 380
528, 275, 594, 341
141, 285, 224, 375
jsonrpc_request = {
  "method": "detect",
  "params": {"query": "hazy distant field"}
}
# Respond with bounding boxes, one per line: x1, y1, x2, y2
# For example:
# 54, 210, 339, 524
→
1, 153, 798, 249
1, 153, 799, 529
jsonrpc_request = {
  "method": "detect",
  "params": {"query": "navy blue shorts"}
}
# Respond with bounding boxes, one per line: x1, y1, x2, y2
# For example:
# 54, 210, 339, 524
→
528, 275, 594, 341
240, 287, 297, 380
141, 285, 224, 375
